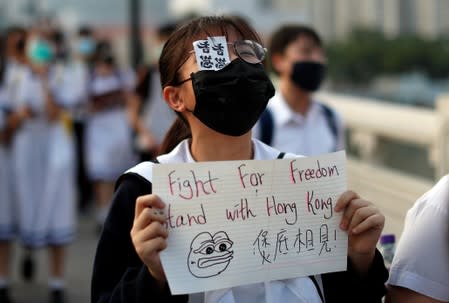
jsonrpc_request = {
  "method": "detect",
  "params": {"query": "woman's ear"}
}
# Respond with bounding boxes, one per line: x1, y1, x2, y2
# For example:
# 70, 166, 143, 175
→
163, 86, 185, 112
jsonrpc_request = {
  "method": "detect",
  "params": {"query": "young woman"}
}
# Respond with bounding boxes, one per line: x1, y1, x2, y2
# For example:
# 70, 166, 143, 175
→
12, 32, 75, 303
91, 16, 388, 303
0, 27, 29, 303
84, 40, 137, 230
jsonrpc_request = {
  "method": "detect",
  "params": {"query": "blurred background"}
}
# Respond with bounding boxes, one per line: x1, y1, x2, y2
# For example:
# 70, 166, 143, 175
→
2, 0, 449, 105
1, 0, 448, 302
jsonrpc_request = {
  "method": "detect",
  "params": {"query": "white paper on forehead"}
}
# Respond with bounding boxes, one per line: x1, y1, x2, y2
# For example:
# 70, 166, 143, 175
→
192, 36, 231, 71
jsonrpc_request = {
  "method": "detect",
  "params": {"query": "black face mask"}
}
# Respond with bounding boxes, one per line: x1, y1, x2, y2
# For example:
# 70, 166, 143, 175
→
290, 61, 326, 92
188, 59, 275, 136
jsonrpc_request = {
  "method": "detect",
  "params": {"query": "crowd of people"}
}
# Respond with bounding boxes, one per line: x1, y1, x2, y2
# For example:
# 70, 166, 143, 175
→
1, 14, 447, 303
0, 18, 179, 303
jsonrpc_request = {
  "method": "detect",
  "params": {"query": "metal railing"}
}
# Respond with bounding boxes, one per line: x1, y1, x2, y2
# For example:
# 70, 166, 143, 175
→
316, 91, 449, 237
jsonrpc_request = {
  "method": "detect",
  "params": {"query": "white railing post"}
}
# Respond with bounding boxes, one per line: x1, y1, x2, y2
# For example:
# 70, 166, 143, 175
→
350, 131, 380, 164
436, 94, 449, 178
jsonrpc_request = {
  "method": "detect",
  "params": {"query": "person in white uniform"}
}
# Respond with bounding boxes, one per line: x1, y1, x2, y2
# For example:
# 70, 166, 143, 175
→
133, 22, 178, 161
85, 40, 137, 229
68, 25, 97, 213
253, 24, 344, 156
0, 26, 30, 303
386, 174, 449, 303
0, 62, 15, 303
12, 32, 75, 303
91, 16, 388, 303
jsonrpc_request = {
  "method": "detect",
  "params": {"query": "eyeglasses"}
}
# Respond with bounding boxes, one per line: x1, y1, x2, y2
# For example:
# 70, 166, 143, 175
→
227, 40, 267, 64
173, 40, 267, 85
189, 39, 267, 64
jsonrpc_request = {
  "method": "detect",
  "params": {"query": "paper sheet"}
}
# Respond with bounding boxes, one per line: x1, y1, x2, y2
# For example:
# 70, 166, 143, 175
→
153, 151, 348, 294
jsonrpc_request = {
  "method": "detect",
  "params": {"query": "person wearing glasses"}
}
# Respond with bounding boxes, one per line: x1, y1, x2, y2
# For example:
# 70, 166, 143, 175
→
91, 16, 387, 303
253, 24, 344, 156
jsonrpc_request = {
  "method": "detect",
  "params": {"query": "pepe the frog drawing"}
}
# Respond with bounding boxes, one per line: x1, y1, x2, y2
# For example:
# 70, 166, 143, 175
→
187, 231, 234, 278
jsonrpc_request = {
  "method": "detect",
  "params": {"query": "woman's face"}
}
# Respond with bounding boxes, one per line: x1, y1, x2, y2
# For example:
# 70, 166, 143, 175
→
174, 32, 241, 114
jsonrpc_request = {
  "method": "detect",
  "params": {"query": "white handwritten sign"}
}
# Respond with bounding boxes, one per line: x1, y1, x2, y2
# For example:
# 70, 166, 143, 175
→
193, 36, 231, 71
153, 151, 348, 295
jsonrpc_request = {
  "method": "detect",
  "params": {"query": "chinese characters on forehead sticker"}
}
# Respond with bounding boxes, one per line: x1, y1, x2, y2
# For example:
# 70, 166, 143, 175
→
193, 36, 231, 71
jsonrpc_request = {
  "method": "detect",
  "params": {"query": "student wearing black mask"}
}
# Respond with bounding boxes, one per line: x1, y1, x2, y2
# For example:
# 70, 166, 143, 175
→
254, 25, 344, 156
91, 16, 387, 303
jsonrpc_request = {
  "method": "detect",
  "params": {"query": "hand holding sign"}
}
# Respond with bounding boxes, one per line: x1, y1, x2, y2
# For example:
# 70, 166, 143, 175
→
335, 191, 385, 274
152, 151, 354, 294
130, 194, 168, 287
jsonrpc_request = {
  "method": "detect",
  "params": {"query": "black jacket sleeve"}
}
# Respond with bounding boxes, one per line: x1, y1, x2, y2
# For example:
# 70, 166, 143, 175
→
322, 249, 388, 303
90, 173, 188, 303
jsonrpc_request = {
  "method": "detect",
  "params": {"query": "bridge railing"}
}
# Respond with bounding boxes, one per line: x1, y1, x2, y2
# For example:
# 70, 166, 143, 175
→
316, 92, 449, 237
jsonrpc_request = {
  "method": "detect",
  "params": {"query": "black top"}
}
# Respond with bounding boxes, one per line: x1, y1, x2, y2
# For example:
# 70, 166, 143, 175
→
91, 173, 388, 303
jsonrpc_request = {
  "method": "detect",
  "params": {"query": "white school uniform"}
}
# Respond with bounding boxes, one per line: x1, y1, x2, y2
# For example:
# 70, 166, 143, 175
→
387, 174, 449, 302
0, 85, 14, 240
13, 68, 75, 247
85, 69, 137, 181
253, 93, 345, 156
0, 61, 28, 240
127, 139, 323, 303
53, 60, 90, 121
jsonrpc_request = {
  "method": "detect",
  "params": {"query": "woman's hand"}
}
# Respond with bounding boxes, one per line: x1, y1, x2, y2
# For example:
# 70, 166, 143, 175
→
131, 194, 168, 288
335, 190, 385, 275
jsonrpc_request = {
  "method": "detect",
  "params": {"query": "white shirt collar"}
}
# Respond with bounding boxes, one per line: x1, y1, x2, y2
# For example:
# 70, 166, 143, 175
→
157, 138, 286, 164
269, 93, 321, 126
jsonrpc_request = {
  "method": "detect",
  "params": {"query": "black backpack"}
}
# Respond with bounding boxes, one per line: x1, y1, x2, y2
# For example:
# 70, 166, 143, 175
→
259, 103, 339, 151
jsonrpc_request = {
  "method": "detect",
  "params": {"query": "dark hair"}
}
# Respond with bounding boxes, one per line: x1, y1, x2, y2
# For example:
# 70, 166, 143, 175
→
269, 24, 322, 75
93, 39, 115, 66
5, 26, 27, 39
158, 15, 263, 155
78, 25, 93, 37
157, 22, 178, 39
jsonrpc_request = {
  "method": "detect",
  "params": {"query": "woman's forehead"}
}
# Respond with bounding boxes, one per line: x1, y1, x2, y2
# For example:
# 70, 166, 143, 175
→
190, 28, 242, 46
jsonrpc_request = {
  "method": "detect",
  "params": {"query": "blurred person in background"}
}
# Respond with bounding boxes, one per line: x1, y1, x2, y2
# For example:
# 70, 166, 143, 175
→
253, 24, 345, 156
132, 21, 178, 161
11, 28, 76, 303
85, 40, 137, 232
0, 29, 15, 303
385, 174, 449, 303
51, 25, 97, 214
0, 26, 29, 303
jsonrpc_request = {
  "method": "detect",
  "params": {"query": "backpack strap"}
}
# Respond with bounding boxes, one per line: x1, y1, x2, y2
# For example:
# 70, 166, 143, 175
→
309, 275, 325, 303
277, 152, 285, 159
115, 159, 159, 190
259, 108, 274, 145
320, 103, 338, 147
